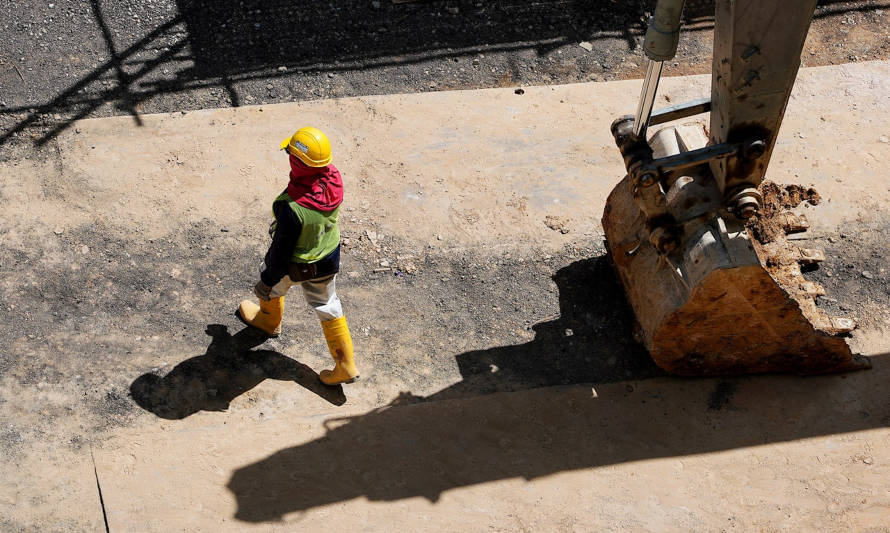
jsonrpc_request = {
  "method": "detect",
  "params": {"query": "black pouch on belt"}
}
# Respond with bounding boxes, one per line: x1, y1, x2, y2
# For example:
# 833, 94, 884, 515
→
288, 262, 318, 282
287, 246, 340, 282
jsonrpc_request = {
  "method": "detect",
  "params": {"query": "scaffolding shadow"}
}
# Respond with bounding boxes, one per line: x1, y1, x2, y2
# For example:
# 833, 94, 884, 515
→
1, 0, 879, 148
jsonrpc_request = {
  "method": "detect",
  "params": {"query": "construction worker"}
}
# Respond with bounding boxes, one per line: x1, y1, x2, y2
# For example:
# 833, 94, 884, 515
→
236, 126, 358, 386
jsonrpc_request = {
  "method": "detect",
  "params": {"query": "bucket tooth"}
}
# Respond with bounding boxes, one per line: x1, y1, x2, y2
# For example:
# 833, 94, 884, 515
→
799, 281, 826, 297
826, 316, 856, 335
797, 247, 825, 265
778, 212, 810, 234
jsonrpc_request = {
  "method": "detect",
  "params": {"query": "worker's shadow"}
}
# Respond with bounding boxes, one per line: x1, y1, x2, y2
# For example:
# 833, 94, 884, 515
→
130, 324, 345, 419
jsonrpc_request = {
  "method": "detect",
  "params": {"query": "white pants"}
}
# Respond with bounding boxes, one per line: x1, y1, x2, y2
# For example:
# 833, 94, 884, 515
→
268, 273, 344, 322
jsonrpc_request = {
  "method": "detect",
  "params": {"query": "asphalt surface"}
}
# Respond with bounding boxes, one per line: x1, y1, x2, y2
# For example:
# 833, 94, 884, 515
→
1, 0, 888, 151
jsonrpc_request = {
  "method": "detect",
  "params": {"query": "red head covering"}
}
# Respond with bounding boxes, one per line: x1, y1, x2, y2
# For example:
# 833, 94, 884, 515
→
286, 155, 344, 211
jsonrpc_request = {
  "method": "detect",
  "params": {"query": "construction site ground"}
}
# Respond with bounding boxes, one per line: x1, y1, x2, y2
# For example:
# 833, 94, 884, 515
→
1, 61, 889, 531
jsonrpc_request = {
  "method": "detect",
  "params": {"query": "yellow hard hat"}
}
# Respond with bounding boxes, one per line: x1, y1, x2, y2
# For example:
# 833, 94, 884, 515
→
280, 126, 332, 167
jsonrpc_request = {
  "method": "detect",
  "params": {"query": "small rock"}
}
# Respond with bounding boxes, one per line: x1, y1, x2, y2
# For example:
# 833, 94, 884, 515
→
436, 234, 442, 241
879, 135, 889, 143
514, 88, 525, 95
220, 227, 229, 232
379, 259, 390, 267
80, 245, 89, 255
266, 83, 274, 89
53, 227, 64, 235
579, 41, 593, 52
862, 457, 873, 465
862, 270, 875, 280
277, 66, 287, 72
180, 110, 186, 115
472, 58, 479, 66
828, 236, 838, 243
327, 72, 334, 78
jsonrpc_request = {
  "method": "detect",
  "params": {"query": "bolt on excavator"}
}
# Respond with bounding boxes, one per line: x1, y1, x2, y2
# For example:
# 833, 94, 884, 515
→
602, 0, 871, 375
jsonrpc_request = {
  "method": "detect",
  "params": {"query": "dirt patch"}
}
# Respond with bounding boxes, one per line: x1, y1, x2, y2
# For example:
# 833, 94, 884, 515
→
747, 181, 821, 243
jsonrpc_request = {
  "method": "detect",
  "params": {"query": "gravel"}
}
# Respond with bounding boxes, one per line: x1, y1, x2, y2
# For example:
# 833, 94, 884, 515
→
1, 1, 888, 148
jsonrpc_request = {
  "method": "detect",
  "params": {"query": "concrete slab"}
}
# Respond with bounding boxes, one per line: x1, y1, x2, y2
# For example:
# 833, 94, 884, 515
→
93, 372, 890, 532
1, 61, 889, 531
4, 62, 889, 248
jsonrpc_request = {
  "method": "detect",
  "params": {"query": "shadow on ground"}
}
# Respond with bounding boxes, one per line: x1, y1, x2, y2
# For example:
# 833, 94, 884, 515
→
1, 0, 875, 147
224, 255, 889, 522
130, 324, 345, 419
431, 255, 661, 400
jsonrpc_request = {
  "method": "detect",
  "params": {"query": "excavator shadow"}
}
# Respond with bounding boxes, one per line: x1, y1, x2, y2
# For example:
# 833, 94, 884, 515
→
431, 255, 662, 401
225, 255, 889, 522
130, 324, 345, 419
227, 356, 890, 522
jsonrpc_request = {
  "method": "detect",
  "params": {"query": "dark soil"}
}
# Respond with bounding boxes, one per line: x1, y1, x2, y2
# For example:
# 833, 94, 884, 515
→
0, 208, 654, 441
804, 224, 890, 329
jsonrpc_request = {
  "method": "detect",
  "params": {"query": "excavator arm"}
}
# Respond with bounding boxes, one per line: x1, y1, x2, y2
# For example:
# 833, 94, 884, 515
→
601, 0, 869, 375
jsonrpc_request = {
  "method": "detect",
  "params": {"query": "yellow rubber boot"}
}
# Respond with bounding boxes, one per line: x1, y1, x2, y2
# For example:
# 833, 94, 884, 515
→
237, 297, 284, 337
320, 316, 359, 385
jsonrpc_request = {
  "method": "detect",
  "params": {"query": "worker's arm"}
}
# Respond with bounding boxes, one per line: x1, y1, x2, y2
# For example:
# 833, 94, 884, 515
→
260, 201, 301, 287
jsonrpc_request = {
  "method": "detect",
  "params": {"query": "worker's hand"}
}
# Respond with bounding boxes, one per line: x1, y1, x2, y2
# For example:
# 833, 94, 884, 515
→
254, 281, 273, 301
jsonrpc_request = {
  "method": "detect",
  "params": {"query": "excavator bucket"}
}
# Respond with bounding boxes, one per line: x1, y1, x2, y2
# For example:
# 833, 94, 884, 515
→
599, 0, 870, 375
602, 123, 868, 375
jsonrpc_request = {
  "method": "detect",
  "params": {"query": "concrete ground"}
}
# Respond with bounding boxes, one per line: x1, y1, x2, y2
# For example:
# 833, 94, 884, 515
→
1, 62, 889, 531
